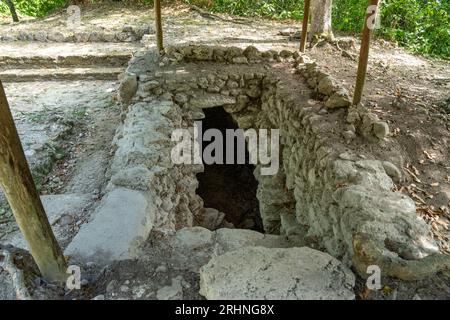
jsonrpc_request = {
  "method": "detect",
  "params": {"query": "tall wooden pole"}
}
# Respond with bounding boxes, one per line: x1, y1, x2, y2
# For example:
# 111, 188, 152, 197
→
300, 0, 311, 52
0, 81, 67, 282
154, 0, 164, 53
353, 0, 379, 105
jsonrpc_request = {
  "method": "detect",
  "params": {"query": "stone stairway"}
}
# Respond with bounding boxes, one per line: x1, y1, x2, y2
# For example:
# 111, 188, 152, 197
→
0, 42, 143, 82
1, 67, 125, 82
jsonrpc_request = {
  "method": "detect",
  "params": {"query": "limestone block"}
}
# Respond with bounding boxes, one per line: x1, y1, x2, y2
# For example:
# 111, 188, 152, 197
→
199, 247, 355, 300
65, 188, 155, 263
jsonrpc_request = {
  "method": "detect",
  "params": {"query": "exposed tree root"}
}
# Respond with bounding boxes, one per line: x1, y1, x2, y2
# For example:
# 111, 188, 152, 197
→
352, 233, 450, 281
309, 35, 329, 51
309, 36, 357, 61
188, 5, 252, 25
0, 249, 32, 300
334, 41, 357, 61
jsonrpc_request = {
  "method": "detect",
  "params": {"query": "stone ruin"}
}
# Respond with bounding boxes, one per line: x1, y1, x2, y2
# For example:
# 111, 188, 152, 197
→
0, 25, 152, 43
65, 44, 450, 283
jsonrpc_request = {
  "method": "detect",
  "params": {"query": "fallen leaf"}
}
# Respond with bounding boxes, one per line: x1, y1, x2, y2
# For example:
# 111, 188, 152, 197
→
359, 287, 370, 300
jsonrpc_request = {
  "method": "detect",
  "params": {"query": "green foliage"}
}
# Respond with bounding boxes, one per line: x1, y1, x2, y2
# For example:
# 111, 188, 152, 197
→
332, 0, 449, 58
381, 0, 449, 58
0, 0, 69, 17
332, 0, 366, 32
191, 0, 449, 58
187, 0, 304, 20
1, 0, 448, 58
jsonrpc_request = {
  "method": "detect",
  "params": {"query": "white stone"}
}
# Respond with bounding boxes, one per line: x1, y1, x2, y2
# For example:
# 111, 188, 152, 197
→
6, 194, 91, 249
189, 93, 235, 109
199, 246, 355, 300
65, 188, 155, 263
118, 73, 138, 105
156, 276, 184, 300
199, 208, 225, 230
373, 121, 390, 139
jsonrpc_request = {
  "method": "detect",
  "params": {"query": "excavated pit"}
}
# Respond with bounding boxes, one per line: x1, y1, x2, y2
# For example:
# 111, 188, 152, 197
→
65, 44, 449, 282
196, 107, 263, 231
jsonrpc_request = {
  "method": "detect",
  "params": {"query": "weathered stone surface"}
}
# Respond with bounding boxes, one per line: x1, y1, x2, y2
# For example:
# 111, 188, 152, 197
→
110, 45, 439, 281
170, 227, 305, 272
199, 246, 355, 300
189, 93, 236, 109
382, 161, 402, 183
243, 46, 261, 62
173, 227, 214, 253
199, 208, 225, 230
317, 75, 335, 96
232, 56, 248, 64
373, 121, 390, 139
325, 89, 351, 109
156, 276, 184, 300
174, 93, 189, 104
191, 45, 213, 61
337, 185, 439, 260
65, 188, 155, 263
41, 194, 91, 225
75, 32, 90, 42
118, 73, 138, 105
140, 80, 160, 91
33, 31, 48, 42
279, 50, 293, 59
224, 95, 249, 113
343, 130, 356, 142
111, 165, 155, 191
7, 194, 92, 249
47, 32, 65, 42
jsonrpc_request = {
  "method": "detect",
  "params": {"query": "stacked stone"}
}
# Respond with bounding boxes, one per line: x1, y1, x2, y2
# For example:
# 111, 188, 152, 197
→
299, 62, 391, 142
0, 25, 152, 43
113, 44, 439, 273
110, 97, 205, 231
160, 44, 305, 66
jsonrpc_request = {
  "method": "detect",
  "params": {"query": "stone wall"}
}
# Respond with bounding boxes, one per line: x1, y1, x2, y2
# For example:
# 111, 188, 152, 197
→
114, 44, 444, 275
108, 98, 203, 230
0, 25, 152, 43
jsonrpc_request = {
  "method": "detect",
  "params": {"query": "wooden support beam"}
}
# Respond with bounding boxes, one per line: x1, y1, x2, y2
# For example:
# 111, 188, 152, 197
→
300, 0, 311, 52
353, 0, 379, 105
154, 0, 164, 53
0, 80, 67, 282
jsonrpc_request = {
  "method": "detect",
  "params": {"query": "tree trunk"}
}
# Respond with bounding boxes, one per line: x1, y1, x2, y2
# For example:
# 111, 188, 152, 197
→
310, 0, 333, 40
0, 81, 67, 282
4, 0, 19, 22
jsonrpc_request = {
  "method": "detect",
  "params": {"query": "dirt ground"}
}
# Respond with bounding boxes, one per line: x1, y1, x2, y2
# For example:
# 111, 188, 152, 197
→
0, 2, 448, 300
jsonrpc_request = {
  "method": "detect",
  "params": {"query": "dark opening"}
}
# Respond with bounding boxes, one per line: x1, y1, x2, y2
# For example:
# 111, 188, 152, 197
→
196, 107, 263, 232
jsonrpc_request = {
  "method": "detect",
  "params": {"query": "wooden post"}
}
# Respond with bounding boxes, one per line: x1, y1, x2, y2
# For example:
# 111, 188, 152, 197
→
353, 0, 379, 105
0, 81, 67, 282
154, 0, 164, 53
300, 0, 311, 52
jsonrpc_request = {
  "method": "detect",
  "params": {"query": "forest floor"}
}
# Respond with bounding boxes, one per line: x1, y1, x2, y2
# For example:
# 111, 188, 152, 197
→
0, 2, 449, 300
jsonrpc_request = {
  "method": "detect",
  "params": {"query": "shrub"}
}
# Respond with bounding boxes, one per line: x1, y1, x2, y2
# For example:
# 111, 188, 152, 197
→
0, 0, 69, 17
1, 0, 448, 59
